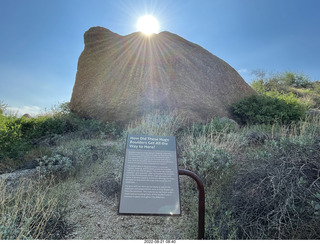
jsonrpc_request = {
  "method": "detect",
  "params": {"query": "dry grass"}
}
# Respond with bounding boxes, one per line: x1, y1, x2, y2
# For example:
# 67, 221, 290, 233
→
125, 110, 185, 136
0, 178, 60, 239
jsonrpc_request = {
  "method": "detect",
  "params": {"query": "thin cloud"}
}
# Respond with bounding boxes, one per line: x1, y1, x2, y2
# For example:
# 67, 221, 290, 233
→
6, 106, 42, 117
237, 68, 249, 74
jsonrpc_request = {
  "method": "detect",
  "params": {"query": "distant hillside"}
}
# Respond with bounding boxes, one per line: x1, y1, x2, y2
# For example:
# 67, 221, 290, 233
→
251, 71, 320, 109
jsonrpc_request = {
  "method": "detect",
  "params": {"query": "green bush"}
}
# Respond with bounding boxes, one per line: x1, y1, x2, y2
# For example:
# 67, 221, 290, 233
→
0, 116, 67, 162
230, 95, 307, 125
251, 71, 312, 92
65, 113, 122, 139
250, 71, 320, 109
0, 104, 122, 172
281, 71, 312, 88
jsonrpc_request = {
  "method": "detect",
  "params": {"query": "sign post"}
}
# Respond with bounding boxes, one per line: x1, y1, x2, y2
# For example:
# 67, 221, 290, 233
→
119, 134, 181, 215
178, 169, 205, 240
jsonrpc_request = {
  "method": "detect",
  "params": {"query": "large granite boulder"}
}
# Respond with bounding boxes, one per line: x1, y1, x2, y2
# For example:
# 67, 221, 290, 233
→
70, 26, 255, 124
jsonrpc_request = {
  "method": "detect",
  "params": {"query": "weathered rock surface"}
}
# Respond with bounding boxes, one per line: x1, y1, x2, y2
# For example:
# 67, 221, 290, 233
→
70, 26, 255, 124
0, 168, 38, 189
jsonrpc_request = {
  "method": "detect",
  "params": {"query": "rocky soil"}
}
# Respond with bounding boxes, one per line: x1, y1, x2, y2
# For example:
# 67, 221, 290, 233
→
64, 186, 192, 240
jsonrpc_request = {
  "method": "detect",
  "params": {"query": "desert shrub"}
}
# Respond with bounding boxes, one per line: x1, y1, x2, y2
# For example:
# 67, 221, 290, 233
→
36, 154, 74, 180
312, 81, 320, 93
53, 138, 114, 181
188, 117, 238, 138
0, 178, 63, 239
91, 175, 121, 198
181, 140, 232, 186
251, 71, 320, 109
228, 137, 320, 239
230, 95, 307, 125
125, 111, 184, 136
298, 115, 320, 137
62, 112, 122, 139
281, 71, 312, 88
180, 135, 238, 239
239, 115, 320, 148
205, 203, 238, 240
251, 71, 312, 92
244, 130, 271, 145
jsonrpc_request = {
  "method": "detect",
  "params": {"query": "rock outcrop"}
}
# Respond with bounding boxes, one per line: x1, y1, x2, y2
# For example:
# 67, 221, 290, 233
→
70, 26, 255, 124
22, 113, 32, 119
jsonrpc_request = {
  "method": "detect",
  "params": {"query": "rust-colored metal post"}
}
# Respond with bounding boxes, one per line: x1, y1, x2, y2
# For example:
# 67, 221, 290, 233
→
179, 169, 205, 240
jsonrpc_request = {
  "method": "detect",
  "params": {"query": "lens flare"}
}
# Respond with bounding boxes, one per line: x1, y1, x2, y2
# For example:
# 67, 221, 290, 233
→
137, 15, 160, 35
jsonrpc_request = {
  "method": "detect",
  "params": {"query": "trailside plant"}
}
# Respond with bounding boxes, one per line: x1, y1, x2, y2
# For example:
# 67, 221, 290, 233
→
251, 71, 320, 109
181, 141, 232, 186
226, 136, 320, 239
188, 117, 238, 139
179, 132, 238, 239
125, 110, 184, 136
230, 94, 307, 125
36, 154, 73, 179
0, 179, 60, 239
0, 102, 122, 173
251, 71, 312, 92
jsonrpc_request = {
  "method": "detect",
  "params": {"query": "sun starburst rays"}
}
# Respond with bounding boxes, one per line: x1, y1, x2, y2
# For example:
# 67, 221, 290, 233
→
92, 31, 183, 113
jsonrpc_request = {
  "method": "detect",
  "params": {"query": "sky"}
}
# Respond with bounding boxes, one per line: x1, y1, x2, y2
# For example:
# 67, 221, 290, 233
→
0, 0, 319, 116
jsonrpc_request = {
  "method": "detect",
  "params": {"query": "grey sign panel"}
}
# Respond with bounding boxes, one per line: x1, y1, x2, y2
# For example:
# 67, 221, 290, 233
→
119, 134, 181, 215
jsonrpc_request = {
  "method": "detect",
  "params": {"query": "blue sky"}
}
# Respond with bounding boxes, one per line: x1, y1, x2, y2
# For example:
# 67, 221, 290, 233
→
1, 0, 319, 116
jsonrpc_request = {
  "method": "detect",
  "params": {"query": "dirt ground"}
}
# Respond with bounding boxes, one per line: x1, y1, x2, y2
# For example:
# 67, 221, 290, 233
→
64, 186, 193, 240
62, 168, 199, 241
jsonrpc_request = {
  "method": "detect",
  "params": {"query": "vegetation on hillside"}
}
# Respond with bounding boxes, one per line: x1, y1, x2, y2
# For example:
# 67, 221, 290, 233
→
230, 71, 320, 125
0, 71, 320, 239
0, 103, 121, 173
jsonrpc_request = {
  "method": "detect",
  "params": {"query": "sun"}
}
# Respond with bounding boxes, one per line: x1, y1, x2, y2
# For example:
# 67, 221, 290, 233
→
137, 15, 159, 35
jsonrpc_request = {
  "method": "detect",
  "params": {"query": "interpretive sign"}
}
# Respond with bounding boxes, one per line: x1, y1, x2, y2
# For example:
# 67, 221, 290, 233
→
118, 134, 181, 215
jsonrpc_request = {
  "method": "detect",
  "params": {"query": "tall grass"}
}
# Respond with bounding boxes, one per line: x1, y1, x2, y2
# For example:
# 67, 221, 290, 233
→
125, 110, 185, 136
0, 178, 59, 239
